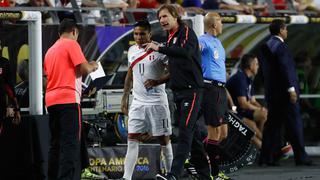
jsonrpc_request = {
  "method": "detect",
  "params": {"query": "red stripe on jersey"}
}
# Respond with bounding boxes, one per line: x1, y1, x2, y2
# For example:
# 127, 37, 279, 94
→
130, 50, 153, 69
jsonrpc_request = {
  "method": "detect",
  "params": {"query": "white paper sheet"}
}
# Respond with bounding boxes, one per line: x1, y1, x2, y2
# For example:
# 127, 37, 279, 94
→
89, 61, 105, 81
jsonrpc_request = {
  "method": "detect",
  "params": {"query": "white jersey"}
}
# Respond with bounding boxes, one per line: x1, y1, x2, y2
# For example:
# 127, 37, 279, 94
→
128, 44, 168, 105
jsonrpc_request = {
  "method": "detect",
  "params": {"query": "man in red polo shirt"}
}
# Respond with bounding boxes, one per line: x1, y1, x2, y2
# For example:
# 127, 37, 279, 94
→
44, 18, 98, 180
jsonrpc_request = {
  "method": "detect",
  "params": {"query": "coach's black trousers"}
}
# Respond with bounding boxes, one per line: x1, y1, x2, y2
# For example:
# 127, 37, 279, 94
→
170, 89, 210, 179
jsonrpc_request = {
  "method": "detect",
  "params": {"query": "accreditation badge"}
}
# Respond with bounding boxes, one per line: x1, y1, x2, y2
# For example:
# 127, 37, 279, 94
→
213, 50, 219, 59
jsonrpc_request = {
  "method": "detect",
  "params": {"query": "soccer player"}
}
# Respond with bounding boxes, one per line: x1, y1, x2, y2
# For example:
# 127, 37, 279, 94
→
120, 20, 173, 180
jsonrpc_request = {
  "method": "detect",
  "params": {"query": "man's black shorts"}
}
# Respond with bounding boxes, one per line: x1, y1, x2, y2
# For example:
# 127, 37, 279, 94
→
201, 83, 228, 127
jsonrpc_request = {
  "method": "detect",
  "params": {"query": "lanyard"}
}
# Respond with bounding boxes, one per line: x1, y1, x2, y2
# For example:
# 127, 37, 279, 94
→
167, 29, 178, 45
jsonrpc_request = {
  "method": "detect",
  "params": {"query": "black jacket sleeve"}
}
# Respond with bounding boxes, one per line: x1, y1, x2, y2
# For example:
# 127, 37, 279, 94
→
159, 25, 199, 59
275, 43, 297, 91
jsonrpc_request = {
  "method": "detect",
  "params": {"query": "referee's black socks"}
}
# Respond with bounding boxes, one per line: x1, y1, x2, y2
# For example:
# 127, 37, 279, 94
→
205, 139, 220, 176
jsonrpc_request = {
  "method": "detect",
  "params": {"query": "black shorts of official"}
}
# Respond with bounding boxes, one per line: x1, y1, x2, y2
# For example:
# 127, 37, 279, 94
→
201, 83, 228, 127
237, 108, 254, 121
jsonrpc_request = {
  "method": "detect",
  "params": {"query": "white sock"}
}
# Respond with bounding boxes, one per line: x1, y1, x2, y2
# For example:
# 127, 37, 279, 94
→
161, 142, 173, 173
123, 140, 139, 180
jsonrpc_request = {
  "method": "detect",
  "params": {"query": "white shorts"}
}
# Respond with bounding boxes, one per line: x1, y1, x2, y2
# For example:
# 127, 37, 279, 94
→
128, 104, 172, 136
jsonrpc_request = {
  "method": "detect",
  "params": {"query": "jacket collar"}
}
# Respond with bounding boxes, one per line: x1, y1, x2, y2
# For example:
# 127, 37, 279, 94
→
273, 35, 284, 42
